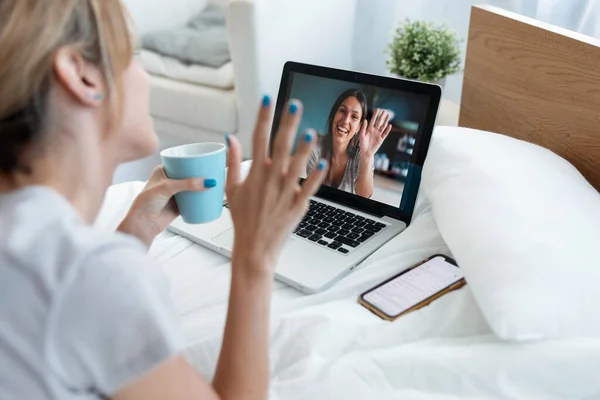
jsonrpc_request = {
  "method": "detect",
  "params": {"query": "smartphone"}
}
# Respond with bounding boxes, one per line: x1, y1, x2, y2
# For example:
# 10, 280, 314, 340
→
359, 255, 466, 321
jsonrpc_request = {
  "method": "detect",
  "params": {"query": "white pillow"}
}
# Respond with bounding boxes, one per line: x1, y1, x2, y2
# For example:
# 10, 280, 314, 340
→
422, 126, 600, 341
122, 0, 208, 35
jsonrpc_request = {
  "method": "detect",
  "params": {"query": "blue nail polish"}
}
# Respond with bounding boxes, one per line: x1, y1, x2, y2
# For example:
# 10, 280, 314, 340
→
318, 159, 327, 171
204, 179, 217, 188
289, 102, 298, 114
225, 133, 230, 147
94, 93, 104, 100
304, 131, 312, 143
262, 95, 271, 107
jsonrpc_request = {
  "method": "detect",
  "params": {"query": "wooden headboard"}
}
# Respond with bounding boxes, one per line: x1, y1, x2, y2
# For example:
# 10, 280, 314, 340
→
460, 5, 600, 191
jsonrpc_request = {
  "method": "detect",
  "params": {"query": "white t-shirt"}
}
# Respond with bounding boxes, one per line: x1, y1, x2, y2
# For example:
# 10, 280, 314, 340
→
0, 186, 185, 399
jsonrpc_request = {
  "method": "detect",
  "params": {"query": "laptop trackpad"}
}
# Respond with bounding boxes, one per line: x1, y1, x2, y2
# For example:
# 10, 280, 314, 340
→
213, 228, 296, 252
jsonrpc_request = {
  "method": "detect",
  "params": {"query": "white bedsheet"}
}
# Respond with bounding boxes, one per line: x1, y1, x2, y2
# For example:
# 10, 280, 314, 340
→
96, 182, 600, 399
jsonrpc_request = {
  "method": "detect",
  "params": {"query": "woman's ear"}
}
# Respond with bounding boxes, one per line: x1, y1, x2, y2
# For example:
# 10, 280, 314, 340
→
53, 46, 106, 107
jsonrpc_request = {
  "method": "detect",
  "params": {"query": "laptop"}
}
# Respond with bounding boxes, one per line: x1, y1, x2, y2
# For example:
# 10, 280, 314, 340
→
169, 62, 441, 293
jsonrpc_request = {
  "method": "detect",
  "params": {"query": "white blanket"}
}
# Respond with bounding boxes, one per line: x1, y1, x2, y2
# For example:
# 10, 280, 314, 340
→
96, 182, 600, 399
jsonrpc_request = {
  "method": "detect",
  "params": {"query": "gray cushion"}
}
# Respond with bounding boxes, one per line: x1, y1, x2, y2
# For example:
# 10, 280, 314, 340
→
142, 4, 230, 68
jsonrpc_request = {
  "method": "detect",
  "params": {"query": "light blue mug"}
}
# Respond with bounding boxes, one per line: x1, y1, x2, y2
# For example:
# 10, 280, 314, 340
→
161, 143, 226, 224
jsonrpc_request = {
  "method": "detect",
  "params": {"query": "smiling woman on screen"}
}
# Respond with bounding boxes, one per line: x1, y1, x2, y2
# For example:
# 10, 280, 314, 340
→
0, 0, 326, 399
306, 89, 392, 198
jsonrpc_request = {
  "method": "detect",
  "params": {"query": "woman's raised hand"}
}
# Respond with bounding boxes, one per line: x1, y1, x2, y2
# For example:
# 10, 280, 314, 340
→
359, 108, 393, 159
225, 97, 327, 274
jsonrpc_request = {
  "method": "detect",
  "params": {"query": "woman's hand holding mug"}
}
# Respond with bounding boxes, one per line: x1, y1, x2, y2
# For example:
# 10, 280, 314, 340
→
118, 167, 215, 247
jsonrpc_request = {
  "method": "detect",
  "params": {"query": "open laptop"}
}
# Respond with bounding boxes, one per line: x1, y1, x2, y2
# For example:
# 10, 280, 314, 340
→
169, 62, 441, 293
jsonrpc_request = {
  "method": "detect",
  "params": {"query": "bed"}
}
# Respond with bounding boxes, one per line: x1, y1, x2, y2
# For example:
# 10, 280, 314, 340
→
97, 6, 600, 399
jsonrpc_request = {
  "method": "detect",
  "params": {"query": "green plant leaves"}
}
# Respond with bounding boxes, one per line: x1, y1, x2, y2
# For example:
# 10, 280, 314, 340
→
386, 20, 462, 82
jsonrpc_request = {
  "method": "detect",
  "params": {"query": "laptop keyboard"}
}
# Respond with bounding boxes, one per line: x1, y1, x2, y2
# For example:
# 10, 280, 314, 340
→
293, 200, 387, 254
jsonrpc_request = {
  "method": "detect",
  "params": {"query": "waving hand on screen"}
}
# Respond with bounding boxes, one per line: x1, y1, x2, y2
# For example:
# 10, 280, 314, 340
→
359, 108, 393, 159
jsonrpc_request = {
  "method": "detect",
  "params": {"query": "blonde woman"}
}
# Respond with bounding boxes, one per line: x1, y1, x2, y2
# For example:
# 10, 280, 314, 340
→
0, 1, 326, 399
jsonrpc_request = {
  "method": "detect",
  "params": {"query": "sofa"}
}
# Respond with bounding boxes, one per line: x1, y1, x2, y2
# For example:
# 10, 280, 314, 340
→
123, 0, 358, 159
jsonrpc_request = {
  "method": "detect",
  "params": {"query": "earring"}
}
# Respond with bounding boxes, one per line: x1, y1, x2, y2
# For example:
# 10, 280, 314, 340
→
88, 93, 104, 101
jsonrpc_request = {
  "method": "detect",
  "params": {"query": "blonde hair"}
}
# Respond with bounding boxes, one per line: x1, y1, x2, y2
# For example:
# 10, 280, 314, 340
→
0, 0, 132, 173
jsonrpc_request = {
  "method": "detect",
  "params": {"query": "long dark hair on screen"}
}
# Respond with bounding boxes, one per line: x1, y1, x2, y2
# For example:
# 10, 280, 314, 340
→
320, 89, 368, 174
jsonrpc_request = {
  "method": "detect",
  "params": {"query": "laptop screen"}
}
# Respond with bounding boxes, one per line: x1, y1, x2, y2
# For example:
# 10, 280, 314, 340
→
272, 64, 440, 222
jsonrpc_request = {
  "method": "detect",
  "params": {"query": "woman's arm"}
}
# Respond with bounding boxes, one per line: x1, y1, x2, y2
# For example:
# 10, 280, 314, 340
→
355, 155, 375, 198
212, 259, 272, 399
214, 101, 326, 400
356, 109, 392, 198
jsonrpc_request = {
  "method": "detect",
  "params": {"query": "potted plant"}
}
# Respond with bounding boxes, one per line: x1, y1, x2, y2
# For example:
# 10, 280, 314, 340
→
386, 20, 462, 86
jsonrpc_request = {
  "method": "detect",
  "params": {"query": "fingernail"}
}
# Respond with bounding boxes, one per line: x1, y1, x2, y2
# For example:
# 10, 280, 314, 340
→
204, 179, 217, 188
304, 130, 313, 143
289, 101, 298, 115
93, 93, 104, 101
262, 95, 271, 107
225, 133, 230, 147
318, 159, 328, 171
